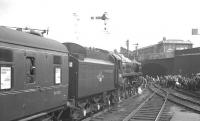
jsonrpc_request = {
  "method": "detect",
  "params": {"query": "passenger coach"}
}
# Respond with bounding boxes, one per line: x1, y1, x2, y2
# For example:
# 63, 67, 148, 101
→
0, 26, 69, 121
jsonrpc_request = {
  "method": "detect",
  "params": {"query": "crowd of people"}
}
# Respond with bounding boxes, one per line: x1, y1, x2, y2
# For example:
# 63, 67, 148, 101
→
145, 74, 200, 91
119, 76, 148, 99
118, 72, 200, 100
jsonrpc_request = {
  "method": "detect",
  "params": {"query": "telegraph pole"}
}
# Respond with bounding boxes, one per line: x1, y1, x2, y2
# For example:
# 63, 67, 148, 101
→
133, 43, 139, 60
126, 40, 129, 52
126, 39, 129, 57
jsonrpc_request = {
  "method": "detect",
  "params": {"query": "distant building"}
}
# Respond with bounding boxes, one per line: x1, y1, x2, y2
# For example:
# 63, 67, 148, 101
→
134, 37, 193, 61
159, 37, 193, 52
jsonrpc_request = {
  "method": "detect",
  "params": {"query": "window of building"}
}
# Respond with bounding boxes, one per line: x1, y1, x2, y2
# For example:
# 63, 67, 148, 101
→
26, 57, 36, 83
0, 66, 12, 90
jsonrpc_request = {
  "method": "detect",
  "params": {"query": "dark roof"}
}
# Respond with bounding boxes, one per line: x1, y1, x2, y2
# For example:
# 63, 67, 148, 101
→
0, 26, 67, 52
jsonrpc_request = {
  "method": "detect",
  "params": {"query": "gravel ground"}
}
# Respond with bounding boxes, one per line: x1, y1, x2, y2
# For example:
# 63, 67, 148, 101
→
169, 105, 200, 121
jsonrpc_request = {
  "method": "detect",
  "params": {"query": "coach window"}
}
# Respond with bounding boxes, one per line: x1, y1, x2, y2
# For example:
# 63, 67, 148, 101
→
26, 57, 36, 83
0, 66, 12, 90
55, 67, 61, 84
0, 48, 13, 90
53, 55, 62, 84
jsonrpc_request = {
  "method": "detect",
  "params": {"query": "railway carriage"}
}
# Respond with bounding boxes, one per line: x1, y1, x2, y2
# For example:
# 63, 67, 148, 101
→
0, 26, 69, 121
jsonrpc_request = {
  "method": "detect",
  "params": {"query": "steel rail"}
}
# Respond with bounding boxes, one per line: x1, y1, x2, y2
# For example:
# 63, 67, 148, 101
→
123, 84, 168, 121
122, 92, 156, 121
153, 83, 200, 113
155, 92, 168, 121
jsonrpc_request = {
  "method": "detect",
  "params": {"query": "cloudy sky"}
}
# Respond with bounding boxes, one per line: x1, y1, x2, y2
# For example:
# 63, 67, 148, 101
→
1, 0, 200, 51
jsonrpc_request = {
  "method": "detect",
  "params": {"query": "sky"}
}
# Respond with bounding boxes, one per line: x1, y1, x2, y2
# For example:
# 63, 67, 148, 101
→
1, 0, 200, 51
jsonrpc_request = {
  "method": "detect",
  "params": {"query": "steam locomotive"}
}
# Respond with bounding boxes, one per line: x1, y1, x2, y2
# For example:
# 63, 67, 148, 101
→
0, 26, 141, 121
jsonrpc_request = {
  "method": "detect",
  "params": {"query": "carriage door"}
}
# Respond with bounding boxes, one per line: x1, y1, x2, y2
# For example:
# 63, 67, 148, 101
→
24, 51, 43, 113
68, 55, 78, 100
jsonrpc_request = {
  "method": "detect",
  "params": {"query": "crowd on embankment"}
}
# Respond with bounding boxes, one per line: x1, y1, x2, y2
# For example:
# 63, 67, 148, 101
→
120, 73, 200, 100
145, 74, 200, 91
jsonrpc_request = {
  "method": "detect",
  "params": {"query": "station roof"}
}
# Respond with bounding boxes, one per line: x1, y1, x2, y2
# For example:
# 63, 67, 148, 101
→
0, 26, 67, 52
134, 39, 193, 53
159, 39, 192, 44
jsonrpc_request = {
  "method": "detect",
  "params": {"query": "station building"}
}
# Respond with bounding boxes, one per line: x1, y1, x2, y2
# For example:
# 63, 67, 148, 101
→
135, 37, 193, 61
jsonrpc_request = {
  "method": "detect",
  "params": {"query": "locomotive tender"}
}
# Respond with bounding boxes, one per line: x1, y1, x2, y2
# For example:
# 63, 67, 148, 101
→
63, 43, 119, 118
0, 26, 141, 121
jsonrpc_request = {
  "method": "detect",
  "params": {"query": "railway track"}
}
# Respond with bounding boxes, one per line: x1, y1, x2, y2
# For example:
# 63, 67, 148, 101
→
123, 93, 167, 121
173, 87, 200, 100
154, 85, 200, 109
83, 89, 152, 121
122, 85, 168, 121
84, 87, 168, 121
152, 84, 200, 112
83, 84, 200, 121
